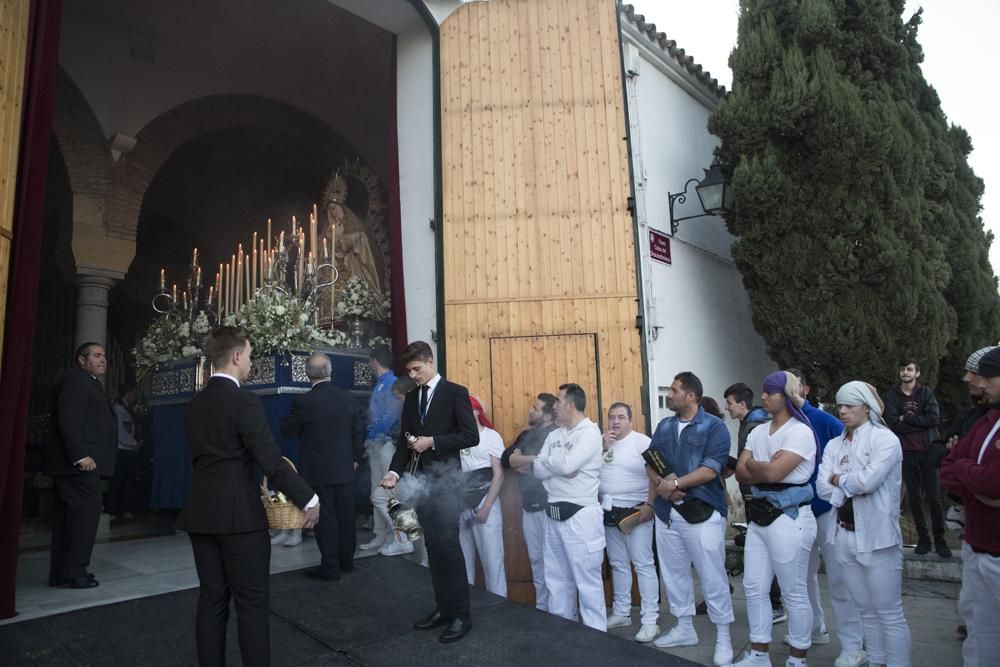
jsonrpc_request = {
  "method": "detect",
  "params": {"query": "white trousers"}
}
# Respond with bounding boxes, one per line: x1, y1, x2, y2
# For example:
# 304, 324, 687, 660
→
605, 519, 659, 625
835, 529, 911, 667
808, 510, 863, 651
368, 439, 396, 544
656, 511, 735, 626
459, 500, 508, 597
744, 507, 816, 649
960, 542, 1000, 667
543, 505, 607, 631
522, 509, 549, 611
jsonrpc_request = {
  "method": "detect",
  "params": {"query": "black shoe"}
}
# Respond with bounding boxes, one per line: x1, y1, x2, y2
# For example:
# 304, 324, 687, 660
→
50, 573, 95, 587
958, 624, 968, 640
935, 541, 953, 558
414, 610, 451, 631
303, 567, 340, 582
66, 577, 99, 589
439, 617, 471, 643
340, 563, 354, 573
914, 540, 931, 555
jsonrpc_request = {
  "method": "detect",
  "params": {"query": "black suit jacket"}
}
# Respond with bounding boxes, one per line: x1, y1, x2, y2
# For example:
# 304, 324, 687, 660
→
280, 381, 364, 486
176, 376, 314, 534
45, 367, 117, 477
389, 377, 479, 475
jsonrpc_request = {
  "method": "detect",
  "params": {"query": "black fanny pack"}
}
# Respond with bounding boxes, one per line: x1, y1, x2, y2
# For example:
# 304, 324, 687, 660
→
837, 498, 855, 528
461, 468, 493, 509
747, 498, 785, 526
523, 500, 545, 512
603, 506, 642, 534
547, 501, 584, 522
673, 498, 715, 524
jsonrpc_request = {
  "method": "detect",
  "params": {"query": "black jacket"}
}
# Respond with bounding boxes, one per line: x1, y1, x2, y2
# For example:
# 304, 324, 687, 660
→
280, 381, 364, 486
176, 376, 314, 534
389, 378, 479, 475
883, 384, 940, 452
501, 424, 556, 510
45, 367, 117, 477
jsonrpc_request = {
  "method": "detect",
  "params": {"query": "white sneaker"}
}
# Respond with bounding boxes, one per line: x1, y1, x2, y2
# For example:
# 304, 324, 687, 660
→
634, 623, 659, 643
607, 613, 632, 629
772, 607, 788, 624
359, 537, 383, 550
653, 625, 699, 648
379, 540, 415, 556
270, 531, 289, 545
713, 641, 734, 666
833, 650, 868, 667
733, 651, 771, 667
782, 627, 830, 646
283, 529, 302, 547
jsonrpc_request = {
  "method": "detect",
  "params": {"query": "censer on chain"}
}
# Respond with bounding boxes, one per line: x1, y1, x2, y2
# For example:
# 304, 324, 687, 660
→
386, 432, 423, 540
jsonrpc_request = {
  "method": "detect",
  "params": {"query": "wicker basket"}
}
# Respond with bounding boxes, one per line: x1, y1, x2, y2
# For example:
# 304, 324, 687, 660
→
260, 457, 306, 529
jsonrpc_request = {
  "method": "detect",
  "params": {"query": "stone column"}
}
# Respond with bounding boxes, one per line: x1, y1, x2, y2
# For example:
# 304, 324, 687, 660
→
75, 274, 116, 349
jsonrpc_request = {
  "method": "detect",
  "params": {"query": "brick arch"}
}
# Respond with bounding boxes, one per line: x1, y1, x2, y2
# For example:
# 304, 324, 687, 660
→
106, 94, 362, 241
52, 67, 113, 201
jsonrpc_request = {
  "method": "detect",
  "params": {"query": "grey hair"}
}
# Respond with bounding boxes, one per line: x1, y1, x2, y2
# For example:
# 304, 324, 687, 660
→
306, 352, 332, 381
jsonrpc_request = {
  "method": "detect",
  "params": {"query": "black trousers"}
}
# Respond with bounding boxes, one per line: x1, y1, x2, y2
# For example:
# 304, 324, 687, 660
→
106, 449, 139, 517
50, 474, 102, 581
189, 531, 271, 667
417, 485, 470, 620
902, 451, 945, 542
315, 482, 356, 577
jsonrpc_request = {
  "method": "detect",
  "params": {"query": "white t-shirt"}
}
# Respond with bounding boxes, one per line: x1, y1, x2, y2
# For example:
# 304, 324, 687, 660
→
599, 431, 651, 505
746, 418, 816, 485
461, 427, 504, 472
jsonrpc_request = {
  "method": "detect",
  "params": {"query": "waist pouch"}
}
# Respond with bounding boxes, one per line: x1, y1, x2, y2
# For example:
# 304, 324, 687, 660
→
461, 468, 493, 509
547, 501, 583, 522
523, 500, 545, 512
604, 506, 642, 534
747, 498, 785, 526
673, 498, 715, 524
837, 498, 855, 526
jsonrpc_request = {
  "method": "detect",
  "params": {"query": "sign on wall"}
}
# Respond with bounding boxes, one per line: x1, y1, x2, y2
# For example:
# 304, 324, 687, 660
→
649, 229, 671, 265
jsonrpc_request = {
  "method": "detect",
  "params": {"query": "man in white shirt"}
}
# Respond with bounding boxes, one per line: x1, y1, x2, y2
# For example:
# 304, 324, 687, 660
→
509, 383, 606, 631
600, 402, 658, 642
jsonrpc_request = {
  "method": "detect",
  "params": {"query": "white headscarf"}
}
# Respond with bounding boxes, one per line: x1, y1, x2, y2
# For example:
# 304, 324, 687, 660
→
835, 381, 886, 428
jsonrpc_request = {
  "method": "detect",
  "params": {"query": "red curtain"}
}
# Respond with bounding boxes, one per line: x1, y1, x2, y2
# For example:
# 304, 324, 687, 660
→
0, 0, 62, 620
387, 37, 408, 358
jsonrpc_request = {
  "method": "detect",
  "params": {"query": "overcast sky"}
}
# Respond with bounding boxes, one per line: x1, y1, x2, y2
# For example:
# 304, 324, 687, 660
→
628, 0, 1000, 273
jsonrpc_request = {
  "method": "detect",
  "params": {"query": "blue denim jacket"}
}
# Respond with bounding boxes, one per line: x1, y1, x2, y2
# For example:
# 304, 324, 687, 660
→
750, 483, 814, 520
366, 370, 400, 441
802, 402, 843, 517
650, 407, 731, 524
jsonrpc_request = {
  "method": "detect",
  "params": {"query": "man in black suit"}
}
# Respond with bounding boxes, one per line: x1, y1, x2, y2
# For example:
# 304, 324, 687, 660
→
381, 340, 479, 643
177, 327, 319, 667
281, 352, 364, 581
45, 342, 117, 589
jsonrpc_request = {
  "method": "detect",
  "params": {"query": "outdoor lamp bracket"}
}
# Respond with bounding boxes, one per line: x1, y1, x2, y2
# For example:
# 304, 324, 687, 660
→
667, 158, 733, 235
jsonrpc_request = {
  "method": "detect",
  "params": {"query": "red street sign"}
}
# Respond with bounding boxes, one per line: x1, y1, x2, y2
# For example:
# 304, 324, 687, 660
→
649, 229, 671, 265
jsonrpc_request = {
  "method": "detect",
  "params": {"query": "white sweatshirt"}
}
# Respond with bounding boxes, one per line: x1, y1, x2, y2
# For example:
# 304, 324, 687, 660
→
532, 417, 603, 506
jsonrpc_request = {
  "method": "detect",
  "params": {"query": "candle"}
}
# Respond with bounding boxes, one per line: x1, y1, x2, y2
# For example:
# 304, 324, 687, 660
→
310, 205, 318, 261
172, 283, 177, 304
236, 248, 243, 309
182, 291, 188, 310
160, 269, 165, 291
217, 265, 223, 313
229, 255, 236, 312
298, 231, 305, 286
267, 218, 272, 255
208, 285, 214, 310
259, 239, 265, 285
251, 232, 258, 294
195, 266, 202, 289
192, 247, 198, 269
279, 231, 285, 252
291, 215, 296, 236
322, 238, 328, 260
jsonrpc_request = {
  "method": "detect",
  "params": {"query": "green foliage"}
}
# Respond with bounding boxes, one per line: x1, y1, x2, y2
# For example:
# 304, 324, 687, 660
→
709, 0, 1000, 411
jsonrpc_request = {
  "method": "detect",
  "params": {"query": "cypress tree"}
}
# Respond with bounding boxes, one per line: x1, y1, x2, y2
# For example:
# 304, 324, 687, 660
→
709, 0, 998, 405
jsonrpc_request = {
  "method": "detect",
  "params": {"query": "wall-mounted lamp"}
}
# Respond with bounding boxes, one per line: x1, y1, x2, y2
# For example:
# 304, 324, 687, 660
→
667, 157, 734, 235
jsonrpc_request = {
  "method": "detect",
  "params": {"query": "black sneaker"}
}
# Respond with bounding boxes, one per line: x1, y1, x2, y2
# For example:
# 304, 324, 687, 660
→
914, 540, 931, 555
935, 541, 953, 558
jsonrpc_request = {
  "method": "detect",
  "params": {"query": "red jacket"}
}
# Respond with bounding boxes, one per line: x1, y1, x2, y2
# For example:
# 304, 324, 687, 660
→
941, 408, 1000, 553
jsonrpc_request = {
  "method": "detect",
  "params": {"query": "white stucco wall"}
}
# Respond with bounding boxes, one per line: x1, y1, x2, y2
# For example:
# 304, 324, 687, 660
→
622, 29, 774, 445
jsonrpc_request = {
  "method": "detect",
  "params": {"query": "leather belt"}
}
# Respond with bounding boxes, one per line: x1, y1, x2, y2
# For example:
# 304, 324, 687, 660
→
838, 520, 856, 532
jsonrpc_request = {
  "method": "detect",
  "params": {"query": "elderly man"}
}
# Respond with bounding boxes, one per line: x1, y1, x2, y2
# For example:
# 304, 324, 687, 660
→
282, 352, 364, 580
45, 342, 117, 589
818, 381, 911, 667
941, 347, 1000, 667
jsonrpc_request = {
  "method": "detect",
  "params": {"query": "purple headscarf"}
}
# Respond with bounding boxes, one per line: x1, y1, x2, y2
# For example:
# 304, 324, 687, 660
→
762, 370, 820, 451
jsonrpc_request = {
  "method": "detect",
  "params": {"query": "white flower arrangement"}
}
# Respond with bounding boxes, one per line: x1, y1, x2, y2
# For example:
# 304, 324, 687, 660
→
224, 288, 348, 357
336, 276, 380, 319
133, 312, 208, 374
368, 336, 393, 350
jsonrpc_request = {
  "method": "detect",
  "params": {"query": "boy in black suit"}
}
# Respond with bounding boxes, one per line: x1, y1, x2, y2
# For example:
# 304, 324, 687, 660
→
380, 340, 479, 643
177, 327, 319, 667
281, 352, 364, 581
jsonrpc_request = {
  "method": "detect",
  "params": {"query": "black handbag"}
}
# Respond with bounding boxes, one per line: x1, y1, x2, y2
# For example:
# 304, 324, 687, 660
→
672, 498, 715, 524
461, 469, 493, 509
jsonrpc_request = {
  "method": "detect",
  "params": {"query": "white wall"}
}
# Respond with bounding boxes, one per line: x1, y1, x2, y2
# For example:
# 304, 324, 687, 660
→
623, 31, 774, 445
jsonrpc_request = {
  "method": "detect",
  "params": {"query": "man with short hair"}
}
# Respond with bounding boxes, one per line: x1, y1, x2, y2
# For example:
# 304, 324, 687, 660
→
648, 372, 735, 666
600, 402, 658, 643
381, 341, 479, 644
46, 342, 117, 589
787, 368, 864, 667
108, 385, 141, 526
282, 352, 364, 581
361, 346, 408, 555
941, 347, 1000, 667
178, 327, 319, 666
501, 393, 558, 611
884, 358, 947, 556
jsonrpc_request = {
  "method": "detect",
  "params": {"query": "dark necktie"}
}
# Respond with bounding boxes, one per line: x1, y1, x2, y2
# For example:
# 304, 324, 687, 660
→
419, 385, 429, 423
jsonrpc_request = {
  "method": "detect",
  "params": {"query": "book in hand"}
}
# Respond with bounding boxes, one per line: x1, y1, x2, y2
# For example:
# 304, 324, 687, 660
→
642, 448, 676, 483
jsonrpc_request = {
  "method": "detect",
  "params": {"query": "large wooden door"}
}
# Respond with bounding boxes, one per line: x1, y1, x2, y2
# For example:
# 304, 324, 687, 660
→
0, 0, 32, 372
489, 334, 600, 605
